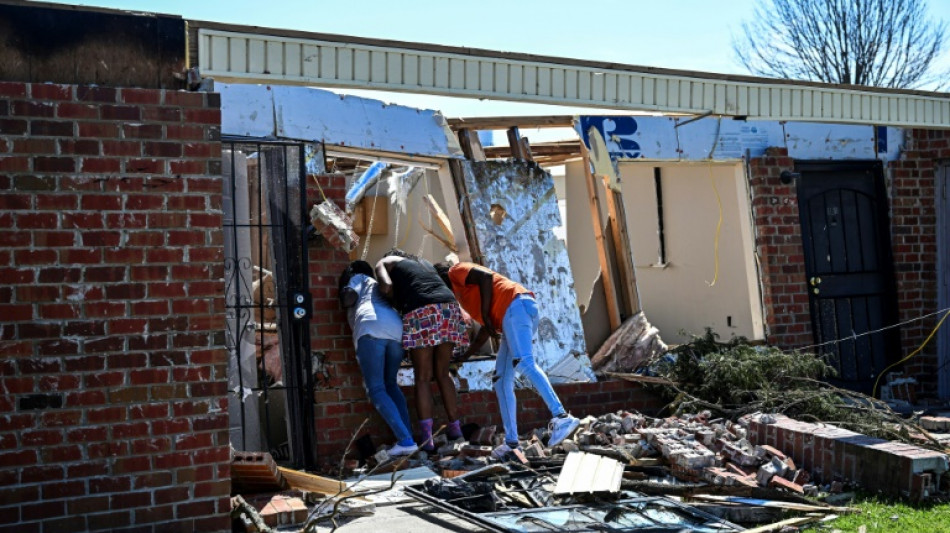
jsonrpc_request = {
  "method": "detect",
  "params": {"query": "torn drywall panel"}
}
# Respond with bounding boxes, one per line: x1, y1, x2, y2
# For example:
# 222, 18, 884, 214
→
455, 161, 594, 388
577, 116, 902, 161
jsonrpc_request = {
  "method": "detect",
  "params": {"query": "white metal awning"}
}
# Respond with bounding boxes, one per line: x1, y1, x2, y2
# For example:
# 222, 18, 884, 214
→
193, 22, 950, 130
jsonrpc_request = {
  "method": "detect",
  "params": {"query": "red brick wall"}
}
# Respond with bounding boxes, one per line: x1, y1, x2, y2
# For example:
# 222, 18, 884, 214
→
750, 135, 945, 394
304, 178, 664, 468
888, 129, 946, 390
748, 147, 812, 348
0, 82, 229, 532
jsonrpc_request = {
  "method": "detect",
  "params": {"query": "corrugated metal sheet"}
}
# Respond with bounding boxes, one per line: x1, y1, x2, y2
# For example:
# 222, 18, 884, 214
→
198, 27, 950, 129
554, 452, 623, 494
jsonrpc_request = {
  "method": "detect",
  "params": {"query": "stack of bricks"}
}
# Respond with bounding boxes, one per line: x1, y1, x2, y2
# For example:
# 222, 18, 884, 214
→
0, 82, 229, 532
747, 147, 812, 349
886, 129, 947, 388
743, 413, 949, 500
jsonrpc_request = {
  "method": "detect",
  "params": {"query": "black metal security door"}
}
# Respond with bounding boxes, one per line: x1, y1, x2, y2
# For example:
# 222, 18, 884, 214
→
796, 161, 899, 395
223, 139, 317, 470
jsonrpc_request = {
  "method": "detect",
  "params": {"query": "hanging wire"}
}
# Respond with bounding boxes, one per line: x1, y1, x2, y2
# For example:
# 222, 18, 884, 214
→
787, 306, 950, 355
871, 308, 950, 397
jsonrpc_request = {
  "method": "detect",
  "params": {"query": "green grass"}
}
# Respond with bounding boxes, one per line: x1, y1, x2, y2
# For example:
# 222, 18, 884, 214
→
810, 494, 950, 533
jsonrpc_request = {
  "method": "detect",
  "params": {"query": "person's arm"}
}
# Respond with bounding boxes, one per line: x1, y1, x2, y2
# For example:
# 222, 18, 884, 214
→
458, 325, 492, 362
374, 256, 402, 297
464, 267, 496, 334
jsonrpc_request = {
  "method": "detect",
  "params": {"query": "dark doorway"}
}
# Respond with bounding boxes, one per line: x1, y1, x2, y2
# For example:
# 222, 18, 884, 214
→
796, 160, 899, 395
223, 139, 317, 470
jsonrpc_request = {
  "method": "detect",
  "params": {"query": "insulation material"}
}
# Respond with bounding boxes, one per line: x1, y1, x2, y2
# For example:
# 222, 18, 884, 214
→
577, 116, 903, 161
217, 83, 464, 159
455, 161, 594, 388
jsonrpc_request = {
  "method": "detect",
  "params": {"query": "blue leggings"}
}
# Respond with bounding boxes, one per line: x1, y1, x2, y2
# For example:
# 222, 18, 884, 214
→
356, 336, 413, 445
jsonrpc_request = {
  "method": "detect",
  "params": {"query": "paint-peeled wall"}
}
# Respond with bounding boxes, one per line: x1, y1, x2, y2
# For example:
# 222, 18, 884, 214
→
455, 161, 595, 388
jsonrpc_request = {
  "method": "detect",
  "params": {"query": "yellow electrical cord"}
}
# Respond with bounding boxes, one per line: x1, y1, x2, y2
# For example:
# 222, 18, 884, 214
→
706, 162, 723, 287
872, 309, 950, 397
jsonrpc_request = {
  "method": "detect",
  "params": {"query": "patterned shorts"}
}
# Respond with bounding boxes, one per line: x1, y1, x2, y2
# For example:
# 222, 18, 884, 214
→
402, 302, 470, 356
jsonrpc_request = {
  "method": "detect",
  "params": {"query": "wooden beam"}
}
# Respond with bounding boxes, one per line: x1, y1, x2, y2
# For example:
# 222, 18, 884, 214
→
448, 115, 576, 130
456, 128, 486, 161
506, 127, 530, 161
585, 127, 641, 315
484, 140, 581, 160
447, 160, 485, 265
582, 151, 621, 331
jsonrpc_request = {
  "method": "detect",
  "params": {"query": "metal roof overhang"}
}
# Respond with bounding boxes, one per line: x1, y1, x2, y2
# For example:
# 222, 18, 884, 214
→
192, 21, 950, 129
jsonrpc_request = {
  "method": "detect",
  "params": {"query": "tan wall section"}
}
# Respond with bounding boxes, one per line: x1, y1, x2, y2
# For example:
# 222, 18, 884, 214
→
619, 162, 764, 343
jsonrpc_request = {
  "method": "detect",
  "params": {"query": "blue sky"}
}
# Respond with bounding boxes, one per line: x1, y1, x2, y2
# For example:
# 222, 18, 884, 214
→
38, 0, 950, 117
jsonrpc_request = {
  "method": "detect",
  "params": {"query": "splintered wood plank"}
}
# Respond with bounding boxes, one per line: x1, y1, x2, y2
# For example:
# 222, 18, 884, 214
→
278, 466, 354, 497
579, 141, 621, 331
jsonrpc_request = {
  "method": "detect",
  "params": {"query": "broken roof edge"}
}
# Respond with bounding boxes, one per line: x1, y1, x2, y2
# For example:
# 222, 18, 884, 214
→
219, 83, 464, 160
188, 18, 950, 100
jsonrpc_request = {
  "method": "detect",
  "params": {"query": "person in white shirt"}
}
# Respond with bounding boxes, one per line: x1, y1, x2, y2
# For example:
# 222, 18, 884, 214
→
339, 260, 417, 456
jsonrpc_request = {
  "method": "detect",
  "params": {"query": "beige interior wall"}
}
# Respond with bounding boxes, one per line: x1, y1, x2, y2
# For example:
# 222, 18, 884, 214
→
619, 161, 764, 344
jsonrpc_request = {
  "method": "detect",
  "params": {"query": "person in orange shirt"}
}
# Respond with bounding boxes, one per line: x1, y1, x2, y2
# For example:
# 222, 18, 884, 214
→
434, 261, 580, 456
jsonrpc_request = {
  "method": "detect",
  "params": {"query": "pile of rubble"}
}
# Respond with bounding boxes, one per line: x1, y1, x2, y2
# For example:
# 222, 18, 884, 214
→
229, 408, 950, 531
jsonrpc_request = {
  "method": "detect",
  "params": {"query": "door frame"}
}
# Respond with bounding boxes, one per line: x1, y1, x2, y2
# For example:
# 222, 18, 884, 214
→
794, 159, 900, 392
938, 163, 950, 399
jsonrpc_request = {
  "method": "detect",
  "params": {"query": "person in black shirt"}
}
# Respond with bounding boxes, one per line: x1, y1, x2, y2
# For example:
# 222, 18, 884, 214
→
376, 250, 468, 451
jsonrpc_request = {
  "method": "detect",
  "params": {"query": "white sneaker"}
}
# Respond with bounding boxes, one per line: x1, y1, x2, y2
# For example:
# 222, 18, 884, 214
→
548, 415, 580, 447
389, 442, 419, 456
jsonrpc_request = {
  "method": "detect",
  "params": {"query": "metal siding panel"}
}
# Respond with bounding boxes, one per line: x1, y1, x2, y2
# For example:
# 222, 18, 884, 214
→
420, 55, 435, 87
266, 40, 283, 75
577, 70, 595, 102
353, 49, 370, 82
434, 57, 450, 89
448, 58, 465, 89
605, 73, 617, 103
509, 64, 523, 94
198, 29, 950, 128
494, 62, 508, 92
302, 45, 320, 78
537, 66, 551, 97
387, 52, 402, 85
248, 38, 266, 74
524, 66, 538, 97
630, 75, 643, 106
464, 59, 479, 91
285, 43, 301, 77
210, 34, 230, 72
791, 88, 802, 117
667, 79, 679, 108
564, 69, 577, 99
370, 50, 387, 83
552, 68, 565, 98
480, 61, 493, 92
403, 54, 418, 86
338, 48, 354, 81
617, 74, 629, 104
